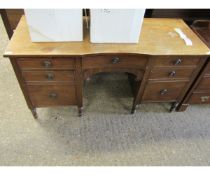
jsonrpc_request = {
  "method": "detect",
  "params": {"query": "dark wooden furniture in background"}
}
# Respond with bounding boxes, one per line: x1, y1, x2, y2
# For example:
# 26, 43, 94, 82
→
177, 20, 210, 111
0, 9, 24, 38
149, 9, 210, 25
4, 16, 209, 118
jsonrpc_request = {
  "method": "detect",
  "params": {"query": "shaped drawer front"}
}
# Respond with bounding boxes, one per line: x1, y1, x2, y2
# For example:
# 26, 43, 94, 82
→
83, 54, 148, 69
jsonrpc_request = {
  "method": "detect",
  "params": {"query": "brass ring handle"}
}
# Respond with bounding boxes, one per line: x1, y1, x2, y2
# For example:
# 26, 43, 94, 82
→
43, 60, 52, 68
46, 73, 54, 80
48, 92, 58, 99
174, 58, 182, 65
201, 96, 209, 102
169, 71, 176, 77
111, 57, 120, 64
160, 89, 168, 95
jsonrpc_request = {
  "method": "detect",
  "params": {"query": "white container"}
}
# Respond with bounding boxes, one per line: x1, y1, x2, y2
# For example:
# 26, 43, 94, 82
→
24, 9, 83, 42
90, 9, 145, 43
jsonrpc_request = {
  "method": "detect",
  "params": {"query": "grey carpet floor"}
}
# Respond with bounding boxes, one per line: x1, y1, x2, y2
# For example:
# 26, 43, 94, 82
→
0, 16, 210, 166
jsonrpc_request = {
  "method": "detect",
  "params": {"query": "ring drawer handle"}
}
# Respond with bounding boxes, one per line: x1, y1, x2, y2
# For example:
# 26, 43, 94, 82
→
43, 60, 52, 68
201, 96, 209, 102
112, 57, 120, 64
174, 58, 182, 65
160, 89, 168, 95
46, 73, 54, 80
48, 92, 58, 99
169, 71, 176, 77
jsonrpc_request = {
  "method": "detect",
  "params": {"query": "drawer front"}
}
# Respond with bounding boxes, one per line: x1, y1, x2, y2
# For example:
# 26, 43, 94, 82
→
149, 68, 195, 80
153, 56, 200, 67
22, 71, 75, 82
27, 85, 77, 107
83, 55, 148, 69
204, 62, 210, 75
189, 92, 210, 104
142, 81, 187, 102
18, 58, 76, 70
196, 76, 210, 91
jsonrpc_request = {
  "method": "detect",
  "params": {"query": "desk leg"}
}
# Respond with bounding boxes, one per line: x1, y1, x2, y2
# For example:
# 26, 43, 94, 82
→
30, 108, 38, 119
131, 104, 137, 114
78, 106, 83, 117
75, 57, 83, 117
169, 102, 179, 112
129, 58, 152, 115
128, 76, 141, 114
176, 103, 189, 112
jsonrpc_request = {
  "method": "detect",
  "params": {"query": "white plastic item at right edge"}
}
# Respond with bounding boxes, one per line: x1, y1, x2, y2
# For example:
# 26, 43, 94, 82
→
90, 9, 146, 43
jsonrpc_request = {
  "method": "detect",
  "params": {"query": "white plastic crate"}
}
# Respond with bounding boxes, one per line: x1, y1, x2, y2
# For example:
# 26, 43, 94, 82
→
90, 9, 145, 43
24, 9, 83, 42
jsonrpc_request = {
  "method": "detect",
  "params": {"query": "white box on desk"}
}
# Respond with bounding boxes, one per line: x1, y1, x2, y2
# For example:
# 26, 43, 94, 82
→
24, 9, 83, 42
90, 9, 145, 43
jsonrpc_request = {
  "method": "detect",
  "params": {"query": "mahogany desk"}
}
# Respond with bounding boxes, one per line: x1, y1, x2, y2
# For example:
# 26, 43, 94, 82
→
4, 16, 210, 118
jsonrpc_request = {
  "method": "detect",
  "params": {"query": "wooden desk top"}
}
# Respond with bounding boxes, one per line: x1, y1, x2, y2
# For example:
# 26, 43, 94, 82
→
4, 16, 210, 57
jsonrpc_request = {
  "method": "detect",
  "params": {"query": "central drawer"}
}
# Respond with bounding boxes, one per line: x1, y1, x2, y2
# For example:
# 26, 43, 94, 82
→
83, 54, 148, 69
27, 85, 77, 107
18, 57, 76, 70
22, 70, 75, 83
142, 81, 187, 102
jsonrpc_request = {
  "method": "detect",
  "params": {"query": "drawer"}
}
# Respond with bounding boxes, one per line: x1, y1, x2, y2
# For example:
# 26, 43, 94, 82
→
195, 76, 210, 91
27, 85, 77, 107
153, 56, 200, 67
189, 92, 210, 104
204, 62, 210, 75
142, 81, 187, 102
83, 54, 148, 69
22, 70, 75, 83
17, 58, 76, 70
149, 68, 195, 80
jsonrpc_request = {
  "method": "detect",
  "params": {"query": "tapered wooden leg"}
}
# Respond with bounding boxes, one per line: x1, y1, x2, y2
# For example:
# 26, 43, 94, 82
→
78, 106, 83, 117
30, 108, 38, 119
131, 107, 136, 114
131, 104, 139, 114
169, 102, 179, 112
176, 103, 189, 112
75, 58, 83, 117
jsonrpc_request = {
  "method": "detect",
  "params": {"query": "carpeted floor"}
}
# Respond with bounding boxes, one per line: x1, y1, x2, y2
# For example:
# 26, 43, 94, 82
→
0, 16, 210, 166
